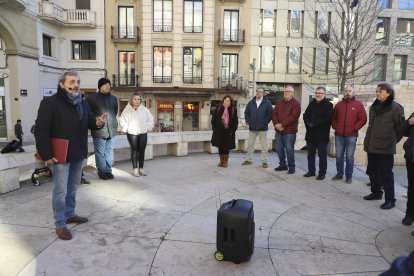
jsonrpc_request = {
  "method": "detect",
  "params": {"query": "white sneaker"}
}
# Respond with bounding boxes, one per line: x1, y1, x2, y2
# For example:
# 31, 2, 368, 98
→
139, 168, 147, 176
132, 168, 140, 177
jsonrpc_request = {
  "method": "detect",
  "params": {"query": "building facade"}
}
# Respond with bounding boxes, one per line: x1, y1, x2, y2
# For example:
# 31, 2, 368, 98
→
1, 0, 414, 141
0, 0, 105, 141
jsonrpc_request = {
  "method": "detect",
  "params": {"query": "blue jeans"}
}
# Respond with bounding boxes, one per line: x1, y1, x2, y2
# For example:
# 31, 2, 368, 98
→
93, 137, 114, 174
335, 136, 357, 179
306, 142, 328, 175
52, 159, 84, 228
275, 131, 296, 170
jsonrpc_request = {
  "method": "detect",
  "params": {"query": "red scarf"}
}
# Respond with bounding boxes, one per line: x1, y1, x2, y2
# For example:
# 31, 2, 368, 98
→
221, 106, 229, 129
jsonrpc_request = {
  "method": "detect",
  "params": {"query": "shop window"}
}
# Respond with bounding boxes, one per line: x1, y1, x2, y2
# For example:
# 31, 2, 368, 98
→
182, 102, 199, 131
158, 101, 174, 132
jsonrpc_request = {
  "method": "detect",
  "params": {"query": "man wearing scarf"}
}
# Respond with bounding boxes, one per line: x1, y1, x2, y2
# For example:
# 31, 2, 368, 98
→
35, 70, 107, 240
363, 83, 405, 210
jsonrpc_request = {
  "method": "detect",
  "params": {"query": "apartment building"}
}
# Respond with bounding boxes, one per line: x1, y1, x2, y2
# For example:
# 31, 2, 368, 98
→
105, 0, 248, 132
0, 0, 105, 141
1, 0, 413, 140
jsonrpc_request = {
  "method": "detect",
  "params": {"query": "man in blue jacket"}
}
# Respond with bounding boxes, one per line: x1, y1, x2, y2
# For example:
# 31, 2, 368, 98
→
35, 70, 107, 240
242, 87, 273, 168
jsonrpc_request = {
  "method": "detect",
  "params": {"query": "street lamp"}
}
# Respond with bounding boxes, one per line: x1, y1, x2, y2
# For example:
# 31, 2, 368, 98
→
249, 58, 256, 99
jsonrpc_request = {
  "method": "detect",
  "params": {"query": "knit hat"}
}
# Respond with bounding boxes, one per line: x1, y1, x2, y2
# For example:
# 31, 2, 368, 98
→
98, 78, 111, 90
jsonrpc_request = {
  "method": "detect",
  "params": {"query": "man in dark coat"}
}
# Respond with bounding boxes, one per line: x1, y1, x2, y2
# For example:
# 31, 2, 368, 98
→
86, 78, 118, 180
14, 119, 25, 152
303, 86, 333, 180
242, 87, 273, 168
363, 83, 405, 210
35, 70, 107, 240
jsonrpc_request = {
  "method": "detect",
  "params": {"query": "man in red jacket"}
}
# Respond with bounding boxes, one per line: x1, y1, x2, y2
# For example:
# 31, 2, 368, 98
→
331, 87, 367, 184
272, 85, 301, 174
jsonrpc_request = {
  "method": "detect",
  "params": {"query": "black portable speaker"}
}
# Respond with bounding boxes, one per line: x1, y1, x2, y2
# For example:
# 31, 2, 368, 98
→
215, 199, 255, 263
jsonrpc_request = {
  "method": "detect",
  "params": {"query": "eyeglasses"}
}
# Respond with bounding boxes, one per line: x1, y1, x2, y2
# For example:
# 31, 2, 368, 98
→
315, 92, 325, 95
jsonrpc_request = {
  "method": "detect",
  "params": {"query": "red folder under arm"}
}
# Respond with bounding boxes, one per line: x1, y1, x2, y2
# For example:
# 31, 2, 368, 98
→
36, 138, 69, 164
50, 138, 69, 163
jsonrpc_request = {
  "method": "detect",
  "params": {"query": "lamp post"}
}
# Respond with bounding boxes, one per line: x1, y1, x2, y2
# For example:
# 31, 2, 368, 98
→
249, 58, 256, 99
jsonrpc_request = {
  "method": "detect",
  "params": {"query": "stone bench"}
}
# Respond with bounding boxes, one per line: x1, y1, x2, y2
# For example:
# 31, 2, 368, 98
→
0, 145, 37, 194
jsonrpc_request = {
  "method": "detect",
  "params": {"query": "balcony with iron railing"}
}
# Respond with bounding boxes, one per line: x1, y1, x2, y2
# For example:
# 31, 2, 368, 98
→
111, 26, 140, 43
39, 1, 96, 27
153, 76, 172, 83
218, 29, 245, 46
183, 76, 202, 84
153, 24, 173, 32
219, 77, 239, 89
112, 74, 139, 87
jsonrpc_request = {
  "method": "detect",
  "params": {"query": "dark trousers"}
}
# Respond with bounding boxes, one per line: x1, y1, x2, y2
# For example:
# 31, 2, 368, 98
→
219, 148, 229, 155
406, 158, 414, 216
306, 142, 328, 175
368, 153, 395, 201
17, 135, 23, 147
127, 133, 147, 169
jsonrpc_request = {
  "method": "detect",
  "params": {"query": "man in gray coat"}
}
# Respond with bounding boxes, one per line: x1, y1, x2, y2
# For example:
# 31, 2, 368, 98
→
87, 78, 118, 180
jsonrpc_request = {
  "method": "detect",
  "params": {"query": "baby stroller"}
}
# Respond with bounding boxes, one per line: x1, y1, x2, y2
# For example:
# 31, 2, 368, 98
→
31, 153, 52, 186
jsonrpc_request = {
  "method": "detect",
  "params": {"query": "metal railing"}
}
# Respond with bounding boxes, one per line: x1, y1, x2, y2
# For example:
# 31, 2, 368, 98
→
218, 29, 245, 45
111, 26, 140, 42
153, 76, 172, 83
183, 77, 202, 84
112, 74, 139, 87
153, 24, 173, 32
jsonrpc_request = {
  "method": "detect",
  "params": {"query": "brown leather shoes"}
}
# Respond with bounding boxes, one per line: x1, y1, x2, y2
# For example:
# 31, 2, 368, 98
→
66, 215, 89, 224
56, 227, 72, 240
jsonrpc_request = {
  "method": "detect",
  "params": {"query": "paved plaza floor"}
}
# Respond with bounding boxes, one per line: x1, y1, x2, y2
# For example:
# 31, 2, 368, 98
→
1, 151, 413, 276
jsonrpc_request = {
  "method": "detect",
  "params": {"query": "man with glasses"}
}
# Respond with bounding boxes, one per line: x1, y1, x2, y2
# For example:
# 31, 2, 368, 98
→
331, 87, 367, 184
34, 70, 107, 240
242, 87, 273, 168
272, 85, 301, 174
303, 87, 333, 180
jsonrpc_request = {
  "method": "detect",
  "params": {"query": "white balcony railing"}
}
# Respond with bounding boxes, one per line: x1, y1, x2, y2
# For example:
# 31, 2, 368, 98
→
39, 2, 96, 27
65, 9, 96, 26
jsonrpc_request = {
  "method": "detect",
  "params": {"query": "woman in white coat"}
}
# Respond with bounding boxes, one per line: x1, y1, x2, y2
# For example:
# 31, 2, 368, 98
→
120, 93, 154, 176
